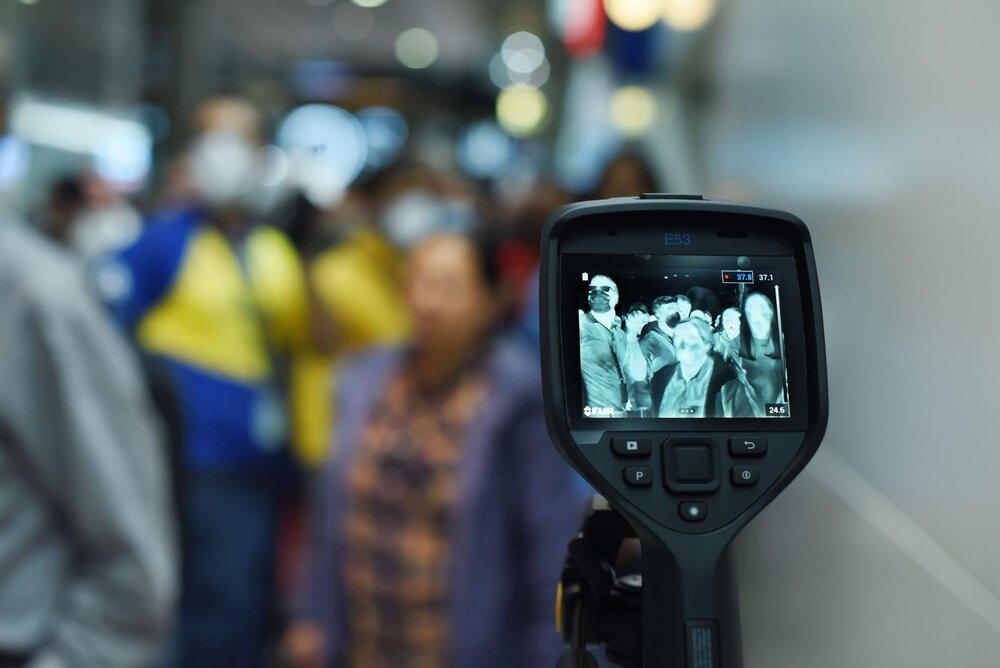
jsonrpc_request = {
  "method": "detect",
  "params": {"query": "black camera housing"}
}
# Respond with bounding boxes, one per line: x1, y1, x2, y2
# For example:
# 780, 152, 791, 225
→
540, 195, 828, 667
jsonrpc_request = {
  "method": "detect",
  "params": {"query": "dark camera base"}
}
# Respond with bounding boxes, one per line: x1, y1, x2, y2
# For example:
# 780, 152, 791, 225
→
557, 498, 742, 668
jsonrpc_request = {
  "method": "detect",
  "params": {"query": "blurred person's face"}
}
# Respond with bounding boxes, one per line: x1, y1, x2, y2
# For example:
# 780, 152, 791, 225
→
674, 321, 712, 375
745, 294, 774, 341
722, 309, 741, 339
587, 275, 619, 314
406, 235, 497, 356
186, 131, 259, 211
677, 297, 692, 319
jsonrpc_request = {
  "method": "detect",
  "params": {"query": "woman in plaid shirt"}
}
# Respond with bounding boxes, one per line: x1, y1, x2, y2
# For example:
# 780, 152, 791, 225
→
287, 233, 591, 668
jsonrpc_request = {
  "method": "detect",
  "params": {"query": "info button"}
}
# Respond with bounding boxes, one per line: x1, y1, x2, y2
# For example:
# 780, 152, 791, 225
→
612, 437, 651, 457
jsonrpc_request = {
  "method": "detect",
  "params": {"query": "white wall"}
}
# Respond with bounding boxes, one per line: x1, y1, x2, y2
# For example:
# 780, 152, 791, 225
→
697, 1, 1000, 665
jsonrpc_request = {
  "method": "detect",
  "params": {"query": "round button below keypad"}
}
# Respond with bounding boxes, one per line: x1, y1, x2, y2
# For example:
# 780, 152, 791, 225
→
679, 501, 708, 522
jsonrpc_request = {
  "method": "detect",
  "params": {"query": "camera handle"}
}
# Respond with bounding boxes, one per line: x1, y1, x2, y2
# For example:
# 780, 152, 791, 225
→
635, 526, 742, 668
557, 500, 742, 668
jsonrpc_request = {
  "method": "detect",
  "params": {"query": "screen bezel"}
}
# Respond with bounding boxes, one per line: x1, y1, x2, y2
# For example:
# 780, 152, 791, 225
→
560, 252, 808, 431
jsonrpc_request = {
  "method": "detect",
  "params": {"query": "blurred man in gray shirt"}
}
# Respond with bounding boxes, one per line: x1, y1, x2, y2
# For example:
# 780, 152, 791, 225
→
0, 222, 177, 668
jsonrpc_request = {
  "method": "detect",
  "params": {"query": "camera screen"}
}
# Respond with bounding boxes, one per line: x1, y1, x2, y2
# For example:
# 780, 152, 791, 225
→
572, 256, 792, 419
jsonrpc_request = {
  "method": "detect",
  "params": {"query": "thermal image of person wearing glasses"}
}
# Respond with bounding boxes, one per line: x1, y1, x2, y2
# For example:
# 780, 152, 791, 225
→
578, 275, 647, 417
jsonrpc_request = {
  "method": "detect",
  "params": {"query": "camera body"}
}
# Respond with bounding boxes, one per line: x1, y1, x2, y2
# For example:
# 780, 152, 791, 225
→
541, 195, 828, 667
541, 195, 827, 536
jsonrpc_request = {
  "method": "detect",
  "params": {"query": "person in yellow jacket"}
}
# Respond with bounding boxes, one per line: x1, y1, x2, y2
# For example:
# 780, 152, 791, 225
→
290, 225, 411, 467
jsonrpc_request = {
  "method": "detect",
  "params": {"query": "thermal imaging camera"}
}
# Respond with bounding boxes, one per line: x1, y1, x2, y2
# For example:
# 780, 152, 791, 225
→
541, 195, 828, 668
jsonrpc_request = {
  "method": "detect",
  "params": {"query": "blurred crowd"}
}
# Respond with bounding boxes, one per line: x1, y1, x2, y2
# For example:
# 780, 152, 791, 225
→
0, 94, 662, 668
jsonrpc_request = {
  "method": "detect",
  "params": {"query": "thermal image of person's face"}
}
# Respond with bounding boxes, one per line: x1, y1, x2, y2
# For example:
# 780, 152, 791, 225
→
654, 301, 679, 326
674, 321, 712, 371
588, 275, 619, 314
677, 298, 692, 319
745, 294, 774, 341
722, 308, 741, 339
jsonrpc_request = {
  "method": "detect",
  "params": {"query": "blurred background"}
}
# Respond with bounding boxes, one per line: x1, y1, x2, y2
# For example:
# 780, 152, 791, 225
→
1, 0, 1000, 666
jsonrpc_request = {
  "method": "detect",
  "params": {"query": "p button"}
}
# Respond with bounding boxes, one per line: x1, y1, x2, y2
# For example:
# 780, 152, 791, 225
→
623, 467, 652, 487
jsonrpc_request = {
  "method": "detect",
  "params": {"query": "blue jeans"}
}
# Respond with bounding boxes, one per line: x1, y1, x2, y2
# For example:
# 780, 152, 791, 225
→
167, 473, 281, 668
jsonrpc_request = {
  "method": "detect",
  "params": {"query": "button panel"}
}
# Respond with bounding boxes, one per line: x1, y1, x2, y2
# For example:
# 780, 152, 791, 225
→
589, 431, 799, 534
623, 467, 653, 487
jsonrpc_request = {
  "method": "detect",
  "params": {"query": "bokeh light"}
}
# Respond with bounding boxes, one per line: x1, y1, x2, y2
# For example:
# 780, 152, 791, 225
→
357, 106, 409, 170
604, 0, 663, 32
332, 3, 375, 42
496, 86, 549, 137
94, 124, 153, 191
351, 0, 388, 7
275, 104, 368, 206
395, 28, 439, 69
457, 120, 517, 179
610, 85, 658, 137
501, 31, 546, 74
0, 136, 29, 187
662, 0, 716, 31
257, 145, 291, 188
489, 52, 551, 89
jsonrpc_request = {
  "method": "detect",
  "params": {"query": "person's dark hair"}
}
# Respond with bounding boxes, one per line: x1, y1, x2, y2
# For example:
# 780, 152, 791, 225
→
627, 302, 649, 315
651, 295, 677, 312
468, 232, 511, 293
739, 292, 780, 360
591, 149, 659, 198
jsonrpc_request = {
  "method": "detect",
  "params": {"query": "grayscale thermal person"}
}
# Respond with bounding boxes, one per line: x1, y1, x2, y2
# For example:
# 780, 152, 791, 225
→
578, 275, 647, 417
719, 292, 786, 417
652, 318, 734, 417
713, 306, 742, 362
639, 295, 681, 380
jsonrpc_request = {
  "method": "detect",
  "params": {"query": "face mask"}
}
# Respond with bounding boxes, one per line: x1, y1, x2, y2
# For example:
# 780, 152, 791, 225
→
187, 132, 258, 208
379, 190, 444, 250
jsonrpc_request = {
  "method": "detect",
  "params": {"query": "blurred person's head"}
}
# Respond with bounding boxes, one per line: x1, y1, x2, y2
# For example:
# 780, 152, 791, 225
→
593, 150, 659, 199
43, 176, 85, 242
673, 318, 714, 379
740, 292, 779, 359
182, 96, 267, 229
587, 275, 619, 314
406, 233, 511, 368
185, 130, 260, 215
676, 295, 692, 319
193, 96, 263, 145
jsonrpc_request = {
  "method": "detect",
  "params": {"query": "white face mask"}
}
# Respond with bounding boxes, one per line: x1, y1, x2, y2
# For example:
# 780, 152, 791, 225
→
187, 132, 259, 208
378, 190, 444, 250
